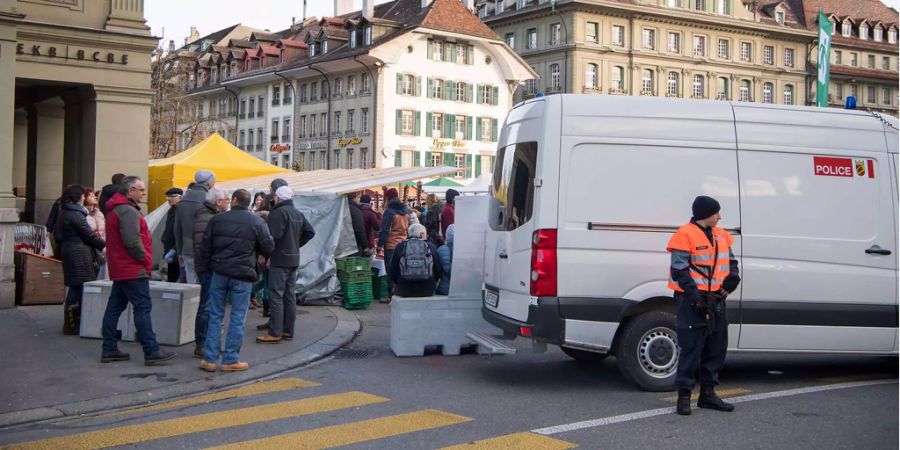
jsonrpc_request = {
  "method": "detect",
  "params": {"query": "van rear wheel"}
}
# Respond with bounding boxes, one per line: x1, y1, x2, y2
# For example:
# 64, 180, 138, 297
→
616, 311, 678, 392
561, 346, 608, 362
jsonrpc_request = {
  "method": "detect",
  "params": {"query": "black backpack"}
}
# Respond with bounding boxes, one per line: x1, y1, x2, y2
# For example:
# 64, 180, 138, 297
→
399, 239, 434, 281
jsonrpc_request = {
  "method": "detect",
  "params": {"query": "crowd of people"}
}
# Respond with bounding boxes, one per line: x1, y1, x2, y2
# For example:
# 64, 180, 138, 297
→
49, 170, 458, 370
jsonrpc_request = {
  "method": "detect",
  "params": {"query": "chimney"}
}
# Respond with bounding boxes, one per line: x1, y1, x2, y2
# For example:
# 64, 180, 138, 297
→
185, 26, 199, 45
168, 40, 175, 52
363, 0, 375, 19
334, 0, 353, 16
463, 0, 474, 11
421, 0, 434, 9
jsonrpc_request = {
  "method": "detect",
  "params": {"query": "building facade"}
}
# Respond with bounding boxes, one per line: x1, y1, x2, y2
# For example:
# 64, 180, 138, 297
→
0, 0, 157, 307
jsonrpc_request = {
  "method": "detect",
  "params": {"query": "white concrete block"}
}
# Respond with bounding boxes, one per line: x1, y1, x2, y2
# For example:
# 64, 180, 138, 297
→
390, 295, 502, 357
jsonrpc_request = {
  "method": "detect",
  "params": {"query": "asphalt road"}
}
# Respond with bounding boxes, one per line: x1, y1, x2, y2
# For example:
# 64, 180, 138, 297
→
1, 303, 896, 449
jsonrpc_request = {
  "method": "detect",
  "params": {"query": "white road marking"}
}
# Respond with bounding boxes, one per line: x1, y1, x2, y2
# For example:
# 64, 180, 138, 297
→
531, 379, 897, 436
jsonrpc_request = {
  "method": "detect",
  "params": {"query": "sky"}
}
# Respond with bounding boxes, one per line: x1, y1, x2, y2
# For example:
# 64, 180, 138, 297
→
145, 0, 900, 51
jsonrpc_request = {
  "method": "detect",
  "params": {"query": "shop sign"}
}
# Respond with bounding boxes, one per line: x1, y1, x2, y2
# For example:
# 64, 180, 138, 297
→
15, 41, 129, 65
337, 137, 362, 147
270, 144, 291, 153
432, 139, 466, 149
303, 140, 327, 150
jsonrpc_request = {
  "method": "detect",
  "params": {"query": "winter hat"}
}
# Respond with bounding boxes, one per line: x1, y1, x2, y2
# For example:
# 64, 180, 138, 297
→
385, 188, 398, 201
360, 194, 372, 204
165, 187, 184, 197
692, 196, 721, 220
194, 169, 216, 186
270, 178, 288, 193
445, 189, 460, 204
275, 186, 294, 201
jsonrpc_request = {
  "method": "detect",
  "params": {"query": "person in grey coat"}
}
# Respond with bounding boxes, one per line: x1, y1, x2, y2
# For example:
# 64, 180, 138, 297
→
257, 185, 315, 343
173, 170, 215, 283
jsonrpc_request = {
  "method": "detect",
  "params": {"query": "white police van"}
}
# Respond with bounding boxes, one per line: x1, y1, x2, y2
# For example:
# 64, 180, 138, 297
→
475, 95, 898, 391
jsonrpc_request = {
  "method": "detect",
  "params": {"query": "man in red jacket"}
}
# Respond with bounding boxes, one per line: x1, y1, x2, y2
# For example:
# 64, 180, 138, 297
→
101, 176, 175, 366
440, 189, 459, 238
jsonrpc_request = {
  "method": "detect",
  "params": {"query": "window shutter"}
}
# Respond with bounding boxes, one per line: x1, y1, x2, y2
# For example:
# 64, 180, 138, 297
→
394, 149, 402, 167
414, 111, 421, 136
467, 45, 475, 64
492, 86, 499, 105
476, 117, 483, 141
444, 152, 455, 167
475, 154, 482, 177
465, 116, 473, 140
425, 112, 433, 137
476, 84, 483, 104
444, 80, 453, 100
449, 43, 457, 63
467, 83, 474, 103
443, 114, 452, 139
395, 109, 402, 134
396, 73, 402, 94
491, 118, 498, 141
426, 78, 433, 98
427, 39, 434, 59
414, 150, 422, 167
466, 154, 473, 178
415, 76, 422, 96
425, 151, 432, 167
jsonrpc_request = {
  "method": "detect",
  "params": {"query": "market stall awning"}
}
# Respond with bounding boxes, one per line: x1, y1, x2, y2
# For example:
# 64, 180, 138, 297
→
215, 166, 458, 195
423, 177, 463, 187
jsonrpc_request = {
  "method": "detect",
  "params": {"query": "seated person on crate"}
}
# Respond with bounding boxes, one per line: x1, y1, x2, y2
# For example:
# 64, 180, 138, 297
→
388, 223, 443, 298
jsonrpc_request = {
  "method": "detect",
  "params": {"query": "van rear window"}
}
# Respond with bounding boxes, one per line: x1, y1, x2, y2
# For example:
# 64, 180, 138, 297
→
490, 142, 537, 231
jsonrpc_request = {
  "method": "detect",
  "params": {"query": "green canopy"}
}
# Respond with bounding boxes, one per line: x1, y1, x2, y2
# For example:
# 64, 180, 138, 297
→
423, 177, 463, 187
403, 181, 419, 187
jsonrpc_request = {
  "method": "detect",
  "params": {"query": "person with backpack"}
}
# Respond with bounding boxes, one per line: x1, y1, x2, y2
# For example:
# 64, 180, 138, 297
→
389, 223, 443, 298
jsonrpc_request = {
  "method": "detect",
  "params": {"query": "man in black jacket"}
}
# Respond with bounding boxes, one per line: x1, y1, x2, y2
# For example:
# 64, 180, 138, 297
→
160, 187, 183, 282
197, 189, 273, 372
174, 170, 215, 284
347, 192, 370, 256
257, 185, 315, 344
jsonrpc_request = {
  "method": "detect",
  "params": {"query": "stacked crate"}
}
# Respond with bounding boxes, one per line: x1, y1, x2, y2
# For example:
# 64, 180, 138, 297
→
336, 257, 373, 310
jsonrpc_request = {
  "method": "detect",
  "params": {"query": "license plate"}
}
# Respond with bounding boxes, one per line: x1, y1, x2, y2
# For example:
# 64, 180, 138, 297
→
485, 290, 499, 308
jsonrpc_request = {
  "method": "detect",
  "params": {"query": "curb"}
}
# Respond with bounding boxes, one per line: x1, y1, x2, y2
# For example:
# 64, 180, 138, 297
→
0, 306, 360, 430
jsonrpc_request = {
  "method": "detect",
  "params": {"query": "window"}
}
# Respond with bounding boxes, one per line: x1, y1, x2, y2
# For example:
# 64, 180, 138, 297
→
850, 52, 858, 67
776, 11, 785, 25
586, 22, 598, 43
299, 116, 306, 138
347, 109, 354, 132
868, 55, 876, 69
248, 129, 254, 150
433, 40, 444, 61
550, 23, 561, 45
333, 78, 343, 98
613, 25, 625, 46
643, 29, 655, 50
693, 35, 705, 56
347, 75, 356, 95
273, 86, 280, 105
668, 32, 681, 53
861, 25, 869, 40
361, 108, 369, 133
490, 142, 537, 231
349, 27, 357, 48
432, 78, 444, 99
667, 0, 681, 6
455, 115, 466, 140
883, 87, 891, 105
431, 152, 443, 168
717, 0, 730, 13
550, 64, 561, 91
432, 113, 443, 137
283, 118, 291, 141
692, 74, 705, 98
585, 63, 598, 89
834, 50, 842, 65
239, 130, 245, 149
527, 28, 537, 49
883, 57, 890, 70
850, 84, 858, 99
402, 74, 415, 95
257, 128, 263, 148
867, 86, 876, 103
693, 0, 705, 11
457, 44, 467, 64
641, 69, 654, 94
284, 84, 292, 104
764, 45, 773, 64
480, 84, 494, 103
248, 98, 255, 118
362, 74, 371, 94
875, 27, 883, 42
718, 39, 729, 59
889, 29, 897, 44
258, 96, 264, 114
309, 115, 316, 137
271, 119, 279, 142
481, 117, 492, 141
334, 111, 341, 134
401, 110, 414, 135
360, 148, 369, 169
835, 83, 843, 100
310, 82, 318, 101
320, 113, 327, 137
495, 0, 504, 14
741, 42, 751, 61
240, 99, 246, 118
505, 32, 515, 48
400, 150, 412, 168
666, 72, 680, 96
783, 84, 793, 105
451, 154, 466, 178
717, 77, 729, 100
525, 76, 536, 94
458, 82, 467, 102
740, 80, 751, 101
842, 21, 851, 38
784, 48, 794, 67
346, 149, 354, 169
364, 26, 372, 45
611, 66, 624, 91
762, 82, 773, 103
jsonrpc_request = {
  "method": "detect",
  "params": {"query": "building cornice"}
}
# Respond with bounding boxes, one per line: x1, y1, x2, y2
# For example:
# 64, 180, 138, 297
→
16, 22, 159, 52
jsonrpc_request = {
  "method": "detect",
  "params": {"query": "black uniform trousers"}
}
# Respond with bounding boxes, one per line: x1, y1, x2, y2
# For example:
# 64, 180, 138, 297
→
674, 291, 728, 390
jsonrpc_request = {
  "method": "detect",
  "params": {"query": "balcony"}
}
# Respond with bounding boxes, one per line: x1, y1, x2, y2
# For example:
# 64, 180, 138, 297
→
271, 135, 279, 143
608, 87, 626, 95
640, 89, 655, 96
665, 92, 682, 98
248, 112, 256, 119
691, 94, 707, 99
272, 99, 280, 107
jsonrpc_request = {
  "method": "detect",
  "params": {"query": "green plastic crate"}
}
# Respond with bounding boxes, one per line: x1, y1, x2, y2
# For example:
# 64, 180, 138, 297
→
335, 257, 371, 273
341, 281, 374, 302
337, 271, 372, 284
342, 300, 372, 310
372, 276, 389, 300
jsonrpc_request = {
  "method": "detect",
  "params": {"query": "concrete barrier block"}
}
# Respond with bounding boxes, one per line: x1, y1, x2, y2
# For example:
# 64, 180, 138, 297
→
390, 295, 502, 357
81, 280, 131, 340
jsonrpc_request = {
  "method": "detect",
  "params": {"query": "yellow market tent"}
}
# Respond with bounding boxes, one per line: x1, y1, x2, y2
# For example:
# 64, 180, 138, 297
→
147, 133, 289, 210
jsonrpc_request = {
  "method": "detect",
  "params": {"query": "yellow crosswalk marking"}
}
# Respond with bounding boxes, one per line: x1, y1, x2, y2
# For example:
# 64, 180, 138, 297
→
442, 432, 578, 449
5, 391, 387, 450
662, 388, 751, 403
207, 409, 474, 450
109, 378, 320, 416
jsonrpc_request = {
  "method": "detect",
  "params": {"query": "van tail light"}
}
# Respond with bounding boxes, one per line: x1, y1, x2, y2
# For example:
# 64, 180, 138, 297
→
530, 229, 557, 297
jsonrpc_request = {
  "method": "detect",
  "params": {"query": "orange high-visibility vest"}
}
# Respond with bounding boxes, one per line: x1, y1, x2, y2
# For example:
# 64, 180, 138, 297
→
666, 223, 734, 293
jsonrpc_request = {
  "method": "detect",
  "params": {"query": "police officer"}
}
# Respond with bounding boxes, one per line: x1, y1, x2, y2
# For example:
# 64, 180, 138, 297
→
667, 196, 741, 416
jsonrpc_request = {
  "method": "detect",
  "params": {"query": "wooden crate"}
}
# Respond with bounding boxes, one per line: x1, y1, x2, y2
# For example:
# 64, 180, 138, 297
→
15, 252, 65, 305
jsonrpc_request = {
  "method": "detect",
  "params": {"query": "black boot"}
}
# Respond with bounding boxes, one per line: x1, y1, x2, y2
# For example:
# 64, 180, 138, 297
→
698, 385, 735, 412
62, 306, 77, 335
676, 388, 692, 416
194, 340, 205, 359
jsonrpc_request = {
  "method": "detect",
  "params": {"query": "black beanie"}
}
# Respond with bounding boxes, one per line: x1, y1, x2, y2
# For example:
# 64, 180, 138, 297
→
446, 189, 460, 204
360, 194, 372, 204
270, 178, 288, 193
692, 196, 720, 220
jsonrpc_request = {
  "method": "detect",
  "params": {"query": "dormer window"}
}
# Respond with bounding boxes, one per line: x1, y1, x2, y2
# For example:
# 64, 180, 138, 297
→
875, 26, 883, 42
280, 49, 286, 62
842, 21, 851, 37
231, 61, 237, 74
364, 25, 372, 46
349, 28, 357, 48
309, 45, 317, 57
889, 28, 897, 43
776, 11, 784, 25
322, 40, 328, 53
860, 25, 869, 40
210, 68, 217, 84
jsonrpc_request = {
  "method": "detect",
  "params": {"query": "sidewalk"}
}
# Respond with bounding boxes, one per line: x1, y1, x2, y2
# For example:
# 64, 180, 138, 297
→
0, 302, 359, 428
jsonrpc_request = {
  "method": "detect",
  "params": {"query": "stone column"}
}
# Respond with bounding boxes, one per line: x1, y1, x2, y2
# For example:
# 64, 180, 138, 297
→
105, 0, 150, 35
0, 4, 22, 308
91, 86, 151, 206
34, 97, 66, 226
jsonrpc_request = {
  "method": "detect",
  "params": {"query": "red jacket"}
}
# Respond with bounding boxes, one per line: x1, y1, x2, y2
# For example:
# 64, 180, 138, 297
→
360, 203, 382, 249
440, 203, 455, 238
105, 193, 153, 281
